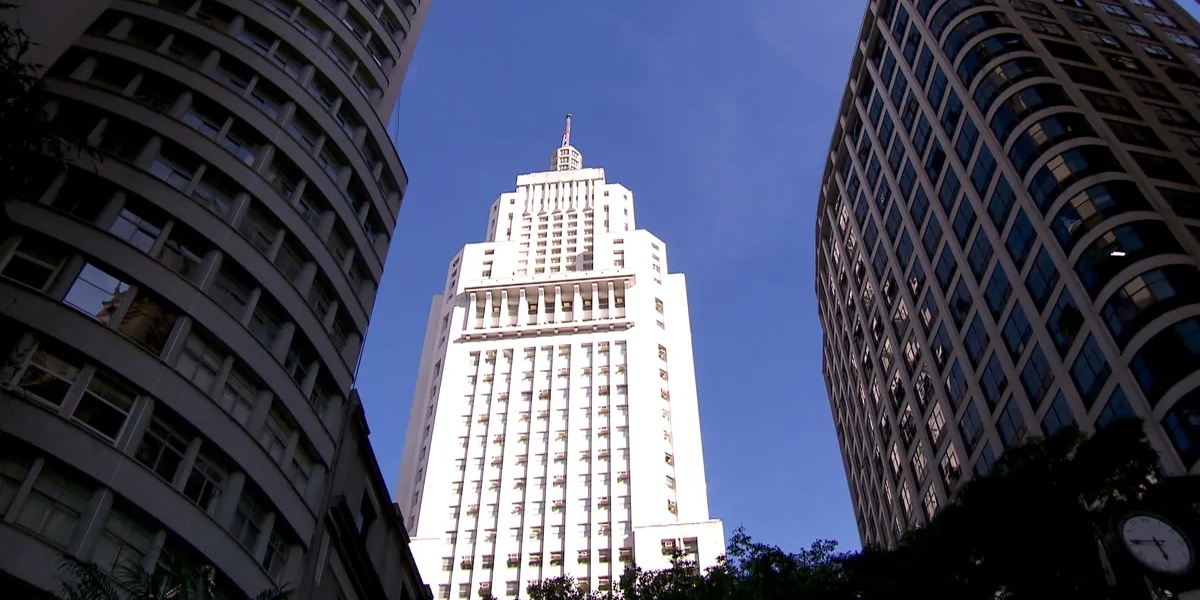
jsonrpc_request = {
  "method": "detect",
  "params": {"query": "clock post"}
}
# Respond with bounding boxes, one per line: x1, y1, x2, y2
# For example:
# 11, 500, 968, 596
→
1100, 512, 1200, 599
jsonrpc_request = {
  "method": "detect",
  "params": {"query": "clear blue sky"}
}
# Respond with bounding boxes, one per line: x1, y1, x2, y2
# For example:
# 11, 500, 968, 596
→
359, 0, 870, 554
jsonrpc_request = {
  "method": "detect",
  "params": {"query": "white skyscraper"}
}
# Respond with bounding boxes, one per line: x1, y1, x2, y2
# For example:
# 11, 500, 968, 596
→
396, 117, 724, 599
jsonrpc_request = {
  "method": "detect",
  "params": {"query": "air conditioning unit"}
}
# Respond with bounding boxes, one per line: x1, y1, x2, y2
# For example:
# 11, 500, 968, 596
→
598, 497, 610, 507
617, 364, 626, 372
483, 374, 494, 382
617, 471, 629, 481
599, 406, 609, 415
498, 392, 509, 400
554, 475, 566, 484
552, 500, 565, 509
599, 386, 609, 395
467, 505, 479, 514
598, 449, 609, 458
598, 427, 609, 435
599, 366, 609, 374
582, 367, 592, 374
558, 368, 570, 376
539, 390, 551, 399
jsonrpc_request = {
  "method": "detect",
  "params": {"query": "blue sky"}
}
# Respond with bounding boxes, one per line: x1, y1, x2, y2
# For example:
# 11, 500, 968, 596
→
360, 0, 870, 554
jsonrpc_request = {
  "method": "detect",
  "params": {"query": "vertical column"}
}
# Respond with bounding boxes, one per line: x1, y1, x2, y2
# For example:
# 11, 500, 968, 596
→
551, 286, 561, 324
501, 290, 511, 327
518, 288, 529, 327
536, 287, 547, 326
606, 282, 616, 320
467, 292, 478, 332
572, 284, 583, 324
484, 291, 494, 330
590, 284, 600, 322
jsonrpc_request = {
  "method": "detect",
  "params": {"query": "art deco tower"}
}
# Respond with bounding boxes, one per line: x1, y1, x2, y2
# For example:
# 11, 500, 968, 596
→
817, 0, 1200, 549
397, 117, 725, 600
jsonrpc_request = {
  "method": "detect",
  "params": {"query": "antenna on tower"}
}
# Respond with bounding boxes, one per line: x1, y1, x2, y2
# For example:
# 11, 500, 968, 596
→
561, 113, 572, 148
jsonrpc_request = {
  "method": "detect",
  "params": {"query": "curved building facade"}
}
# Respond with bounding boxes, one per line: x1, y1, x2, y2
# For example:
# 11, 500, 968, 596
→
0, 0, 430, 597
816, 0, 1200, 549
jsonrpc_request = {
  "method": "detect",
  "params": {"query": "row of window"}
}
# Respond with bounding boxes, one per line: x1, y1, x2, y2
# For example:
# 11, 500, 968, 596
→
438, 575, 616, 600
0, 411, 296, 582
55, 30, 390, 276
2, 230, 344, 410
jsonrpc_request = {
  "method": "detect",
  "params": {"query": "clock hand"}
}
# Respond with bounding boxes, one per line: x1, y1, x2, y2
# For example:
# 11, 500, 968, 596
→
1150, 538, 1170, 561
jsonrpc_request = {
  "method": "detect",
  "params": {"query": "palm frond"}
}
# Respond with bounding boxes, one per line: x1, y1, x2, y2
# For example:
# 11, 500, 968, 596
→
252, 586, 293, 600
58, 556, 119, 600
112, 560, 156, 600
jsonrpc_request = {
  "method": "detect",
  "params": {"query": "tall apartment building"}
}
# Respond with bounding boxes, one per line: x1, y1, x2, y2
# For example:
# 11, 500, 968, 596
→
816, 0, 1200, 549
396, 118, 725, 600
0, 0, 432, 598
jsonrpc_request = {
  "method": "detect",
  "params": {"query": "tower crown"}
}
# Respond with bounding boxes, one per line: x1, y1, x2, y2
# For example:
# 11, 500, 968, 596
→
551, 113, 583, 171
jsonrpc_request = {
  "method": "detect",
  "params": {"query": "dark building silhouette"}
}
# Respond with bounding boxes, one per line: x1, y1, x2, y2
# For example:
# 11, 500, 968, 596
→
816, 0, 1200, 548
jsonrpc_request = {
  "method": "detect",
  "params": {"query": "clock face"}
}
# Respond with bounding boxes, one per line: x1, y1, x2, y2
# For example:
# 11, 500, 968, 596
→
1120, 514, 1195, 576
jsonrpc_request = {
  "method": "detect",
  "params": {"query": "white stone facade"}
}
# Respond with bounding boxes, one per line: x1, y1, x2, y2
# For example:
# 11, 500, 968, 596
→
396, 133, 724, 599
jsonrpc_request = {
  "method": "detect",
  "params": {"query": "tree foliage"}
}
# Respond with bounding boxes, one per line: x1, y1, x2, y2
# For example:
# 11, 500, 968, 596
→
523, 418, 1196, 600
57, 554, 291, 600
0, 1, 92, 212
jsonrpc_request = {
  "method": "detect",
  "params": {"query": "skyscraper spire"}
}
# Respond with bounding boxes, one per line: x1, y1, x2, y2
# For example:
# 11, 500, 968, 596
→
551, 113, 583, 171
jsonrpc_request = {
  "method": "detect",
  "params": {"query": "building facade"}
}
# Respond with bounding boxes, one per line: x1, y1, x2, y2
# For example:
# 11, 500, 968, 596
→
315, 390, 431, 600
396, 119, 725, 600
0, 0, 431, 597
816, 0, 1200, 549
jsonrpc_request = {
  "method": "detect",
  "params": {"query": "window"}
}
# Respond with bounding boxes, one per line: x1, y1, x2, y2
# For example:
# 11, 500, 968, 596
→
1071, 335, 1111, 407
262, 528, 290, 579
248, 299, 284, 348
148, 152, 197, 192
210, 268, 254, 318
1048, 291, 1083, 354
0, 455, 31, 515
16, 468, 92, 546
996, 399, 1026, 448
72, 372, 137, 441
220, 367, 258, 425
2, 237, 65, 291
64, 264, 130, 322
1096, 386, 1135, 428
1003, 305, 1032, 360
1021, 345, 1054, 407
984, 267, 1011, 319
1005, 211, 1036, 268
135, 415, 189, 482
157, 225, 207, 280
1041, 391, 1076, 435
91, 507, 156, 573
14, 345, 81, 406
260, 407, 293, 463
230, 493, 267, 551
